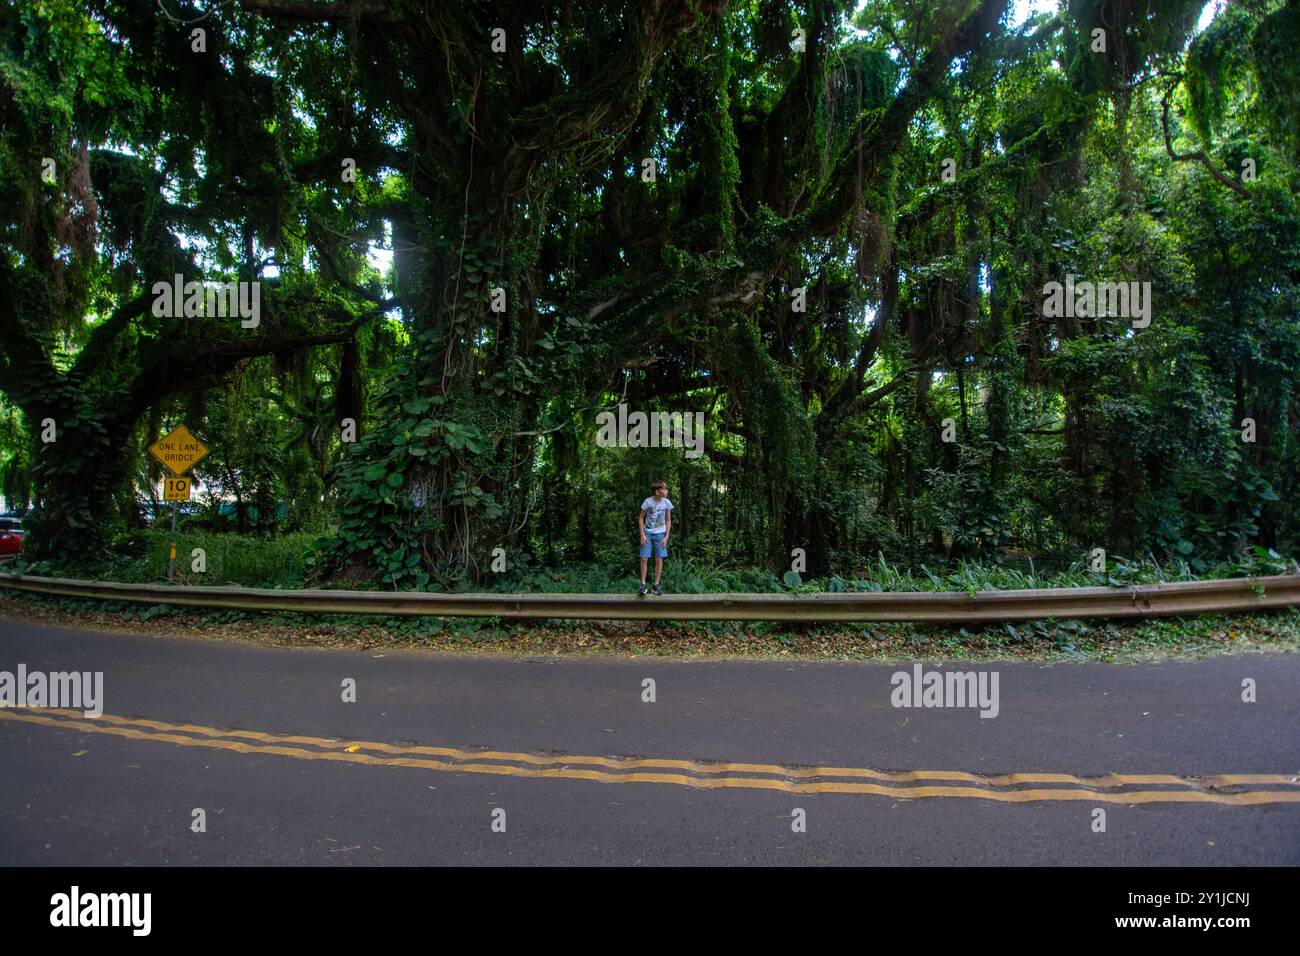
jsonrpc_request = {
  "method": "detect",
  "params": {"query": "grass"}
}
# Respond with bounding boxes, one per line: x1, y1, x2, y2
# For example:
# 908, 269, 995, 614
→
22, 529, 320, 588
481, 550, 1299, 596
7, 532, 1296, 596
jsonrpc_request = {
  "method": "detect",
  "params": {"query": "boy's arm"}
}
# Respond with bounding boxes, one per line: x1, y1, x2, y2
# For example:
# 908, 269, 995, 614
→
638, 508, 647, 543
663, 510, 671, 543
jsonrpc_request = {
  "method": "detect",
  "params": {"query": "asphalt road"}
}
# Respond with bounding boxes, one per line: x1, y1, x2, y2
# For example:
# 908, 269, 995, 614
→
1, 618, 1297, 865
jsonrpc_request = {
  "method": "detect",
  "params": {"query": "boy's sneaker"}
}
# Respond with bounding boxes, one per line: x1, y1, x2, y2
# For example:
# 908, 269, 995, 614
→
637, 584, 648, 597
652, 584, 663, 596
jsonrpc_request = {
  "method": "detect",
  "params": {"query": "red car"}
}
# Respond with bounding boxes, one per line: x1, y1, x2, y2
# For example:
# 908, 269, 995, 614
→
0, 515, 25, 556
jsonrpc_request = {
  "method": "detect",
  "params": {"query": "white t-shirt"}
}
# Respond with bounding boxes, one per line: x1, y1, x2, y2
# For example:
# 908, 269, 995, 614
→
641, 496, 673, 534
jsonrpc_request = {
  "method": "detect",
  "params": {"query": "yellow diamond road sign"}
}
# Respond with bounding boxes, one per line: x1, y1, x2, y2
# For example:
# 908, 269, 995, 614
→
149, 425, 209, 476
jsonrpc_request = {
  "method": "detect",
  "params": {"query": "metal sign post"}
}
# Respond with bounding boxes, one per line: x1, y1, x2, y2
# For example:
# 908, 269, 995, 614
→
169, 502, 178, 582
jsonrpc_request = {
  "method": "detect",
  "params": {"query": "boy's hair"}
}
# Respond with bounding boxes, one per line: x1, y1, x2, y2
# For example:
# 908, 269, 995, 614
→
650, 479, 667, 492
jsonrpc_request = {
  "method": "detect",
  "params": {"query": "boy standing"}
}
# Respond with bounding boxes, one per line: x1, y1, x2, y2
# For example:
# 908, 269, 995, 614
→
638, 480, 672, 596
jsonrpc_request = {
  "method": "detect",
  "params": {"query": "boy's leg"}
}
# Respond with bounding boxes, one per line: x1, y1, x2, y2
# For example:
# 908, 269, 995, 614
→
654, 556, 663, 585
639, 556, 648, 584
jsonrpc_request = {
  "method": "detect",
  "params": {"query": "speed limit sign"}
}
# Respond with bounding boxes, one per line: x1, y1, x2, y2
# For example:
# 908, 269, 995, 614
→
163, 476, 192, 501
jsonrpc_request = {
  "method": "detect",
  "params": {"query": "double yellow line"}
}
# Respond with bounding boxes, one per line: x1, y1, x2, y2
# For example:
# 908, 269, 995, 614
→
3, 707, 1299, 805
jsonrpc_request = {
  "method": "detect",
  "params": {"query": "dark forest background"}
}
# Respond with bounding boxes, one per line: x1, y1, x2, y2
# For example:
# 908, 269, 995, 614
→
1, 0, 1297, 591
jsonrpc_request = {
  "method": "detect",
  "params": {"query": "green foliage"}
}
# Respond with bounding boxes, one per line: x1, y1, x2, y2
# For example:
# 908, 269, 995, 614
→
2, 1, 1299, 590
19, 529, 318, 587
1185, 4, 1255, 143
1249, 4, 1300, 153
317, 347, 507, 590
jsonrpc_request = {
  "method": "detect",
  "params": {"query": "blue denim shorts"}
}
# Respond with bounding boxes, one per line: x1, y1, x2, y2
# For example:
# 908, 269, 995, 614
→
640, 532, 667, 559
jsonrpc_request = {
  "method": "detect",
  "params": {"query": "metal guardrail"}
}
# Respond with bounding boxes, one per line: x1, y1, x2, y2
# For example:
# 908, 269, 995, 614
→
1, 573, 1298, 623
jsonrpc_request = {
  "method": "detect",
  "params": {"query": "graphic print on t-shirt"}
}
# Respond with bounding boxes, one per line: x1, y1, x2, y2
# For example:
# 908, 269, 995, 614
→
642, 497, 673, 533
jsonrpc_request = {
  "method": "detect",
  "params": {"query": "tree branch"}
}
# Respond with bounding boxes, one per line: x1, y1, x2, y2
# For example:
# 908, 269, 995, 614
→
1161, 80, 1254, 200
236, 0, 394, 24
895, 107, 1083, 235
292, 143, 409, 183
503, 0, 710, 192
124, 301, 388, 419
69, 295, 151, 384
799, 0, 1011, 239
841, 374, 906, 419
